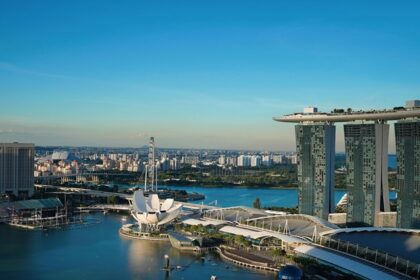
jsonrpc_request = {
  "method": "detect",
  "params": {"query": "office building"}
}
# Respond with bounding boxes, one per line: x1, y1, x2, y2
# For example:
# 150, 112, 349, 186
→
183, 156, 199, 166
0, 143, 35, 197
287, 154, 298, 164
262, 155, 272, 166
227, 156, 237, 166
218, 155, 226, 165
295, 124, 335, 220
344, 124, 390, 226
395, 121, 420, 229
250, 155, 261, 167
237, 155, 251, 167
170, 158, 179, 170
275, 102, 420, 228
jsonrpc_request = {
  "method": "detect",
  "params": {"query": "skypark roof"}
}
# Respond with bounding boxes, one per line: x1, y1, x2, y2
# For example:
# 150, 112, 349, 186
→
274, 107, 420, 123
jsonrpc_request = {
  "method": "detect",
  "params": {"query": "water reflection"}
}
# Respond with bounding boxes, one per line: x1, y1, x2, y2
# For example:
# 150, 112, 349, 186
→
126, 238, 277, 280
128, 240, 170, 278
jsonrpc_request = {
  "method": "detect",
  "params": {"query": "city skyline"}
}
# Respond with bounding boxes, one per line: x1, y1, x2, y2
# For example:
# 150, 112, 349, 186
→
1, 2, 420, 279
1, 1, 420, 150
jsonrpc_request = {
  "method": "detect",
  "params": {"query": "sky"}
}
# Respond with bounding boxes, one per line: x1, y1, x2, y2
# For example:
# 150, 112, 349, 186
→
0, 1, 419, 152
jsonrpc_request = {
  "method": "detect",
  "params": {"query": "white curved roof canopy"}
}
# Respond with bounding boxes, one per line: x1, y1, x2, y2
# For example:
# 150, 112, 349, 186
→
150, 194, 160, 212
131, 190, 182, 226
133, 190, 148, 213
161, 199, 174, 211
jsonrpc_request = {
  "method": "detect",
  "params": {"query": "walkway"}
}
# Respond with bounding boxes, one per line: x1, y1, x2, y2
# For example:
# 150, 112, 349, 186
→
294, 244, 402, 280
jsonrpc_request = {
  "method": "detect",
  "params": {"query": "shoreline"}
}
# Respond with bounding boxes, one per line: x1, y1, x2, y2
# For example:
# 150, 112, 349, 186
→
113, 180, 347, 190
158, 183, 347, 191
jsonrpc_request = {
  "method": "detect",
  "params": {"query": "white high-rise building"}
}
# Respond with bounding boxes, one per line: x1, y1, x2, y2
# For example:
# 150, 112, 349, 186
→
119, 162, 128, 171
109, 153, 118, 160
170, 158, 179, 170
227, 156, 237, 166
287, 154, 298, 164
237, 155, 251, 167
218, 155, 226, 165
272, 155, 285, 164
0, 143, 35, 197
183, 156, 199, 165
237, 155, 244, 167
262, 155, 272, 166
250, 155, 261, 167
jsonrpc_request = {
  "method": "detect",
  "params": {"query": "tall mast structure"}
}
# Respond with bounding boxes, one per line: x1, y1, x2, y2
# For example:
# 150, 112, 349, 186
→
144, 137, 158, 192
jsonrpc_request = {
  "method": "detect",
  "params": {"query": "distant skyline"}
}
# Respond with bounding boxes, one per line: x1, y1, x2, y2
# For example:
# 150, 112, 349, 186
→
1, 1, 419, 152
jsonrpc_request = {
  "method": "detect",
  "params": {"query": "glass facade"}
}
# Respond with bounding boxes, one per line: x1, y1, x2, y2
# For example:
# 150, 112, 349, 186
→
344, 123, 390, 226
295, 124, 335, 220
0, 143, 34, 197
395, 121, 420, 229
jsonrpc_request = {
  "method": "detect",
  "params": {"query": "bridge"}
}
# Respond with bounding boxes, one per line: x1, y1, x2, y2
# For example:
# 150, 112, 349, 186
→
35, 172, 136, 179
76, 201, 219, 212
35, 184, 219, 212
35, 184, 131, 199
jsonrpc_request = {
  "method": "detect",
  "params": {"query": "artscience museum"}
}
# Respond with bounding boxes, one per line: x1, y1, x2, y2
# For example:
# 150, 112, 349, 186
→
126, 190, 182, 234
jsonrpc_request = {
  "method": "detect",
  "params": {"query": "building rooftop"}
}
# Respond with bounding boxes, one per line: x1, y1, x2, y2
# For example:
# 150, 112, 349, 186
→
294, 244, 400, 280
322, 227, 420, 264
246, 214, 339, 237
0, 198, 63, 211
182, 218, 228, 227
219, 225, 309, 244
274, 106, 420, 123
204, 206, 269, 222
220, 225, 269, 239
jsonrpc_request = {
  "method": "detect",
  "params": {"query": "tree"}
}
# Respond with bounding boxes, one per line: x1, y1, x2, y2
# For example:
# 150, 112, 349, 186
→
253, 197, 261, 209
271, 248, 286, 259
234, 235, 246, 245
107, 195, 118, 205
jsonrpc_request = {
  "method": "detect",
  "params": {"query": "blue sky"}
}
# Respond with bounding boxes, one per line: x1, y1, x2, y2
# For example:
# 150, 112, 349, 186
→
0, 1, 419, 151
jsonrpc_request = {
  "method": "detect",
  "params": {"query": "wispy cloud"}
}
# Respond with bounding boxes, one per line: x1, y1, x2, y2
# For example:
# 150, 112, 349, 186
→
0, 61, 84, 81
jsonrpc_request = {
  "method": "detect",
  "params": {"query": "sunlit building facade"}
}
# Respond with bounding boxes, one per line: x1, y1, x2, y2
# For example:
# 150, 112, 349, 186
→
344, 124, 390, 226
395, 121, 420, 229
295, 124, 335, 220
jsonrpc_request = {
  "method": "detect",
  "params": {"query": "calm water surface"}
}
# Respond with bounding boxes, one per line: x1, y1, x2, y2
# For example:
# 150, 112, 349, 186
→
163, 186, 346, 207
0, 213, 277, 280
124, 185, 396, 208
0, 186, 397, 279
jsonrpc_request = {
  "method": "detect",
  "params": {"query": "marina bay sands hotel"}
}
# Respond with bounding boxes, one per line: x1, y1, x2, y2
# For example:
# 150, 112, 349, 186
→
274, 100, 420, 229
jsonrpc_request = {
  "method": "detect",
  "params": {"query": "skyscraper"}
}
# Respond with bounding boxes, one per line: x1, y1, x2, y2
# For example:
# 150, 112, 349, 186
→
395, 121, 420, 229
295, 124, 335, 220
344, 123, 390, 226
0, 143, 35, 198
275, 102, 420, 227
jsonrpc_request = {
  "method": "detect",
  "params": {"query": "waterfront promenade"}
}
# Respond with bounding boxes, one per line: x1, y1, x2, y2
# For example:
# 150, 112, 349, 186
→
30, 184, 419, 279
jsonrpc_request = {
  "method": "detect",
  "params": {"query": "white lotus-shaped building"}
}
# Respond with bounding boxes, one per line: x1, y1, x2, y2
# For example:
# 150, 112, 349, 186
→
131, 190, 182, 226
